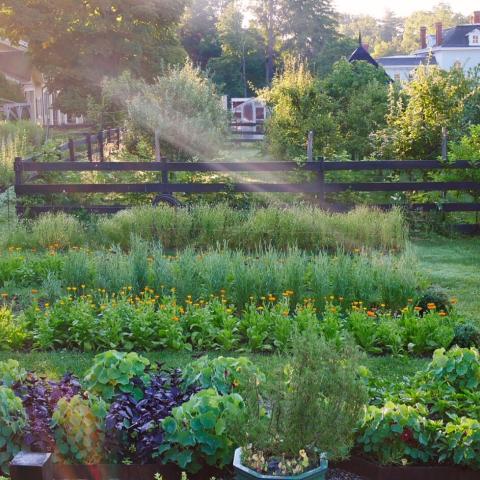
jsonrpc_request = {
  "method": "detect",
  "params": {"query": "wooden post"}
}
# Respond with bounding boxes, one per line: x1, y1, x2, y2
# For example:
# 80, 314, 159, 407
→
155, 129, 168, 187
14, 157, 23, 218
307, 131, 314, 163
441, 127, 448, 161
68, 138, 75, 161
85, 133, 93, 162
116, 127, 121, 149
97, 131, 105, 162
317, 156, 325, 206
10, 452, 53, 480
441, 127, 448, 221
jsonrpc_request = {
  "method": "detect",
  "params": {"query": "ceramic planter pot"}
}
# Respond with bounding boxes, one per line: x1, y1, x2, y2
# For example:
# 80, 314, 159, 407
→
233, 448, 328, 480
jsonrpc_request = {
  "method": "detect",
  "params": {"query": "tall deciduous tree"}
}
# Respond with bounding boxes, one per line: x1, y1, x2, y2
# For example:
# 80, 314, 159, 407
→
401, 3, 467, 53
323, 59, 390, 159
208, 4, 266, 97
373, 66, 475, 160
0, 0, 188, 115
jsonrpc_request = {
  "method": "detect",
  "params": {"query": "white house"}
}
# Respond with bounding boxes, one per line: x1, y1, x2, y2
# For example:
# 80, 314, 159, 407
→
0, 39, 83, 126
378, 11, 480, 81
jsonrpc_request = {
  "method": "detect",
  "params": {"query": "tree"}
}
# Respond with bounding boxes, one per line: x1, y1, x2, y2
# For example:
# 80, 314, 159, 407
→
373, 66, 475, 160
0, 0, 188, 115
260, 57, 340, 159
180, 0, 223, 69
278, 0, 338, 61
380, 10, 403, 43
338, 14, 382, 52
208, 4, 266, 96
323, 59, 390, 159
313, 36, 358, 77
401, 3, 468, 53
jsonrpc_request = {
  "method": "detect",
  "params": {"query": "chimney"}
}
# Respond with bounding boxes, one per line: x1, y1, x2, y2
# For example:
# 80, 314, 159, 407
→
420, 26, 427, 49
474, 11, 480, 24
435, 22, 443, 46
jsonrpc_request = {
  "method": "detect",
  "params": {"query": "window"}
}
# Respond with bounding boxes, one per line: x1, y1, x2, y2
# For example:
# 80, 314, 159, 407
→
473, 35, 479, 44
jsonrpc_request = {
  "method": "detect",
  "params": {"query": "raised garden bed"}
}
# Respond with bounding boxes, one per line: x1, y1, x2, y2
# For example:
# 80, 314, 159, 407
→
336, 456, 480, 480
10, 452, 224, 480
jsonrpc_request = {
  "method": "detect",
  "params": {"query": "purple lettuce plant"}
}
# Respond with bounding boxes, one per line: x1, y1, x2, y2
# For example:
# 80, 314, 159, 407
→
105, 367, 198, 464
13, 372, 81, 452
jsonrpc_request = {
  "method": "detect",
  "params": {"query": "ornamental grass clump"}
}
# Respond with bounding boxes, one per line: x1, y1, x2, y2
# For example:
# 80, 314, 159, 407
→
240, 331, 368, 476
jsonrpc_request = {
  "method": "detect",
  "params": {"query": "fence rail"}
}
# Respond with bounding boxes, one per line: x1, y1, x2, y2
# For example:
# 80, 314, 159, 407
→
13, 157, 480, 219
22, 127, 124, 163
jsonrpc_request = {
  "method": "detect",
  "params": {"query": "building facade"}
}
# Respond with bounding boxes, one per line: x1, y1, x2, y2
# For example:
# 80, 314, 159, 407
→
0, 39, 83, 126
378, 11, 480, 81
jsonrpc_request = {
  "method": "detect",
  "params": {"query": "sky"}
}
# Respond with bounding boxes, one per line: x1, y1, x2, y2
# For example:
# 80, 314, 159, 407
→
240, 0, 474, 18
332, 0, 474, 17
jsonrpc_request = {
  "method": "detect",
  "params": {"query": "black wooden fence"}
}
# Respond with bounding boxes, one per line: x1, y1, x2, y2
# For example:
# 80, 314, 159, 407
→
13, 156, 480, 221
23, 127, 124, 163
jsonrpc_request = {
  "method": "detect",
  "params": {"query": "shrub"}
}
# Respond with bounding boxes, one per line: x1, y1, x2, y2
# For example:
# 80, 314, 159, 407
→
104, 65, 229, 161
453, 323, 480, 348
158, 389, 245, 472
182, 356, 265, 396
83, 351, 151, 402
242, 331, 368, 475
416, 286, 452, 315
0, 307, 28, 350
52, 393, 107, 464
260, 57, 340, 159
0, 386, 27, 475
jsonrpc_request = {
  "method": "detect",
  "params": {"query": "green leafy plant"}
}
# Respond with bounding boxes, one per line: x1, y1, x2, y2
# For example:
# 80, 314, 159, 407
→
158, 389, 245, 472
83, 350, 151, 402
0, 386, 27, 475
0, 359, 26, 387
52, 393, 107, 464
357, 402, 435, 465
182, 356, 265, 395
427, 347, 480, 390
0, 307, 28, 351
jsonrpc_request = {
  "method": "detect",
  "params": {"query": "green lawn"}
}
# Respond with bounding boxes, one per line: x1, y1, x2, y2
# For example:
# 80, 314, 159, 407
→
2, 235, 478, 383
413, 236, 480, 322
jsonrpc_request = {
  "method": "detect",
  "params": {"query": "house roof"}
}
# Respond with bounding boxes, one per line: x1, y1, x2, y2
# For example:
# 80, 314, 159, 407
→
377, 55, 437, 67
440, 24, 480, 47
0, 51, 32, 82
349, 44, 379, 67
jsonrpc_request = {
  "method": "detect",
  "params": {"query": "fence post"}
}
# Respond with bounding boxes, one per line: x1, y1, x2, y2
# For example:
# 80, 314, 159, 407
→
155, 129, 169, 189
97, 131, 105, 162
85, 133, 93, 162
307, 131, 314, 163
316, 156, 325, 206
116, 127, 121, 149
10, 451, 53, 480
68, 138, 75, 161
441, 127, 448, 161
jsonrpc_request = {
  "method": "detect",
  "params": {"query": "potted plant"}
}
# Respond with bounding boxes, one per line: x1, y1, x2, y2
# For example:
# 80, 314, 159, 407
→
233, 330, 368, 479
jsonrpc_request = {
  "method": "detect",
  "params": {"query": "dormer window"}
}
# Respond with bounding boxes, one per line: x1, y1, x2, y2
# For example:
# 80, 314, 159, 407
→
467, 29, 480, 46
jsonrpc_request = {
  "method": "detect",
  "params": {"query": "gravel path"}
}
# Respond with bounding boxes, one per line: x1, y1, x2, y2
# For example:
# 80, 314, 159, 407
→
327, 468, 366, 480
